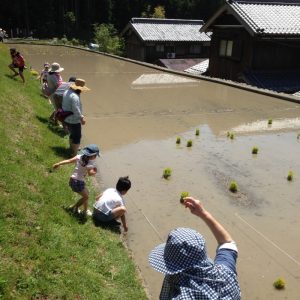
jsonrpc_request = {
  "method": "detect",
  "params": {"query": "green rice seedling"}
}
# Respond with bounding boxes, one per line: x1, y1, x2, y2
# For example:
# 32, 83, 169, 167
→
229, 181, 238, 193
186, 140, 193, 147
268, 119, 273, 125
195, 128, 200, 136
30, 69, 39, 76
180, 191, 189, 204
273, 278, 285, 290
163, 168, 172, 179
252, 147, 259, 154
230, 133, 235, 140
287, 171, 293, 181
176, 137, 181, 144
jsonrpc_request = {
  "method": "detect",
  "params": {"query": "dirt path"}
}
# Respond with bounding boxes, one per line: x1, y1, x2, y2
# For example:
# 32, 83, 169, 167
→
14, 44, 300, 299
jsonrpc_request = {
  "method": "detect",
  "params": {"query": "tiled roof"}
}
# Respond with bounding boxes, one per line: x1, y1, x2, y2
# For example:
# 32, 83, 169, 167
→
243, 69, 300, 93
129, 18, 211, 42
229, 1, 300, 35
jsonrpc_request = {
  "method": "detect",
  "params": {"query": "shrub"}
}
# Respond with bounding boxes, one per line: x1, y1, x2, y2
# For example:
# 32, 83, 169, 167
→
287, 171, 293, 181
229, 181, 238, 193
163, 168, 172, 179
230, 133, 235, 140
297, 133, 300, 139
195, 128, 200, 136
268, 119, 273, 125
252, 147, 258, 154
227, 131, 231, 138
186, 140, 193, 147
176, 137, 181, 144
273, 278, 285, 289
180, 191, 189, 204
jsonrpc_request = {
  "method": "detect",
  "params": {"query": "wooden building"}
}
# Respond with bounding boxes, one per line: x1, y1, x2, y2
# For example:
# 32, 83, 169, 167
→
121, 18, 211, 64
201, 0, 300, 93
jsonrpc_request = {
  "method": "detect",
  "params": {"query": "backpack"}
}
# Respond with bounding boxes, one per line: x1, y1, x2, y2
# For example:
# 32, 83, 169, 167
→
55, 108, 73, 122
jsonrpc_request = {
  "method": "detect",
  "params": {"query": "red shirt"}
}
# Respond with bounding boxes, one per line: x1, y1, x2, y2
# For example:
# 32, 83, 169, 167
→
13, 54, 25, 67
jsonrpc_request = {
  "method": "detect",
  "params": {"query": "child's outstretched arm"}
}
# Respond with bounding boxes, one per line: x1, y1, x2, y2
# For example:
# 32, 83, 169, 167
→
52, 156, 77, 170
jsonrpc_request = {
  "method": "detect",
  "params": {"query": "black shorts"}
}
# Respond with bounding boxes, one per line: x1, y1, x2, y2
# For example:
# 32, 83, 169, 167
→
69, 178, 85, 193
65, 122, 81, 144
13, 64, 24, 72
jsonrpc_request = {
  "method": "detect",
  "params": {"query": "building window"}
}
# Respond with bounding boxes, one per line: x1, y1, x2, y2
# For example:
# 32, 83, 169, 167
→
156, 44, 164, 52
190, 44, 201, 54
219, 40, 233, 57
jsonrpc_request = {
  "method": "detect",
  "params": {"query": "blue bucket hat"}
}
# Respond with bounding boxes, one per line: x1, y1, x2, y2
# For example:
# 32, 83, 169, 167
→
81, 144, 100, 157
149, 227, 210, 275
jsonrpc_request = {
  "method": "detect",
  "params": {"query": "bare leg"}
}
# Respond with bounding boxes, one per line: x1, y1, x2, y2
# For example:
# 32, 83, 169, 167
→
72, 188, 89, 213
9, 64, 18, 75
19, 71, 25, 83
70, 142, 80, 156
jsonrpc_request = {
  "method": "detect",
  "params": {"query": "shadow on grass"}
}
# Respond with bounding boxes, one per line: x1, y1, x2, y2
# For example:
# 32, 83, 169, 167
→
93, 219, 121, 234
63, 206, 89, 225
51, 146, 71, 159
5, 74, 18, 81
36, 115, 68, 138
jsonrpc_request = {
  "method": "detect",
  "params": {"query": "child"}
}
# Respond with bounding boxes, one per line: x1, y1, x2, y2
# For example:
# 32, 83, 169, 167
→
93, 176, 131, 232
39, 62, 50, 98
8, 48, 25, 83
52, 144, 100, 217
39, 62, 50, 83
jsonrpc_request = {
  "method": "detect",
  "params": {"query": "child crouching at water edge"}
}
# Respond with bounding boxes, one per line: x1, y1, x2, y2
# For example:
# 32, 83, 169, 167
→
52, 144, 100, 217
93, 176, 131, 232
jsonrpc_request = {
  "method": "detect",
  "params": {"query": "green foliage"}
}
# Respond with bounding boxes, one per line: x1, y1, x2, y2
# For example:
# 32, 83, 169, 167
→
153, 5, 166, 18
297, 133, 300, 139
187, 140, 193, 147
252, 147, 258, 155
142, 5, 165, 18
268, 119, 273, 125
227, 131, 235, 139
176, 136, 181, 144
0, 44, 146, 299
195, 128, 200, 136
287, 171, 294, 181
163, 168, 172, 179
273, 278, 285, 289
180, 191, 189, 204
229, 181, 238, 193
93, 23, 124, 56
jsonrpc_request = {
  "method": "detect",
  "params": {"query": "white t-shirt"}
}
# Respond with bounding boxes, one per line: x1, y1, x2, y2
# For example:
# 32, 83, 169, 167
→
71, 155, 96, 181
94, 188, 125, 215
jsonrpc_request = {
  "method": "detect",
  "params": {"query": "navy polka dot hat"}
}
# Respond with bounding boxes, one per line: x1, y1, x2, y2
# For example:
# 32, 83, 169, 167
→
149, 227, 210, 275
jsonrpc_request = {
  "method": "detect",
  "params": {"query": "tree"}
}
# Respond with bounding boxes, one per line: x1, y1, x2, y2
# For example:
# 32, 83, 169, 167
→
64, 11, 76, 37
93, 23, 124, 56
152, 5, 166, 18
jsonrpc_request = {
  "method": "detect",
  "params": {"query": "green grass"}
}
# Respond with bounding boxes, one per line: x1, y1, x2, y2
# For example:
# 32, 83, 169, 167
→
0, 44, 147, 299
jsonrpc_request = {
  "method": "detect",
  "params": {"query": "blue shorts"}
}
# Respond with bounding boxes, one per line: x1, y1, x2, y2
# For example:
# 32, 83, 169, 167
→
65, 122, 81, 144
93, 208, 114, 222
69, 178, 85, 193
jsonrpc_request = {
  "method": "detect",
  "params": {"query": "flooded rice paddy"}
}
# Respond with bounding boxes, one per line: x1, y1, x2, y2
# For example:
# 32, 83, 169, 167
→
15, 44, 300, 299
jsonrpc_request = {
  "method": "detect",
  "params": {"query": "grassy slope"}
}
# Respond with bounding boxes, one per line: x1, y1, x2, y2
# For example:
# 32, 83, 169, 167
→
0, 44, 147, 300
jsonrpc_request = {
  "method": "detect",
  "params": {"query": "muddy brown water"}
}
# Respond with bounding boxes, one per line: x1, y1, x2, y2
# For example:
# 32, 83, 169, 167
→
12, 44, 300, 299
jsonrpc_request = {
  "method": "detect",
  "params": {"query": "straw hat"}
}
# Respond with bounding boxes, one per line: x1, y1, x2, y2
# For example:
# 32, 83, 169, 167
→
49, 62, 64, 73
70, 78, 90, 92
